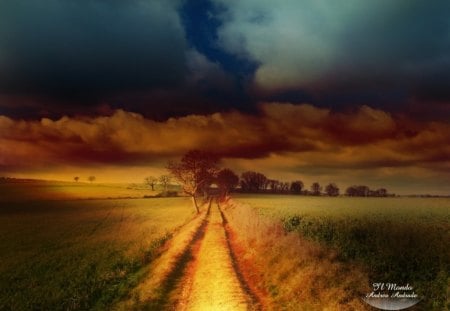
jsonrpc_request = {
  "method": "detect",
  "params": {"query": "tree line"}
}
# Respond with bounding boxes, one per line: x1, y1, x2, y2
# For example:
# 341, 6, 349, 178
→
237, 170, 391, 197
239, 171, 338, 196
146, 150, 391, 213
144, 175, 172, 192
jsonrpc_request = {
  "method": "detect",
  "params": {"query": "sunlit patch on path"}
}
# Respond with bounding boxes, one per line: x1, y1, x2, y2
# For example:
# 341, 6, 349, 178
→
175, 203, 255, 311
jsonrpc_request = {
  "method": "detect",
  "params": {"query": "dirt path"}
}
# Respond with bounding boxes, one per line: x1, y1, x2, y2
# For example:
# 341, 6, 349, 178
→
174, 203, 256, 311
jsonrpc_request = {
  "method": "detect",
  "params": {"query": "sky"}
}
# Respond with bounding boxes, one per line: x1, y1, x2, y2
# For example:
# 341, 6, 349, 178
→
0, 0, 449, 194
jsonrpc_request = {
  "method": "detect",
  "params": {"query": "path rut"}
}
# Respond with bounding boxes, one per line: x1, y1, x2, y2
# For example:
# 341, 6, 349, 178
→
174, 203, 255, 311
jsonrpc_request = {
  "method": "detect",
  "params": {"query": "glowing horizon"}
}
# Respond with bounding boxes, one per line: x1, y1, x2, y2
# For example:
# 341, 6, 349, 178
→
2, 104, 449, 195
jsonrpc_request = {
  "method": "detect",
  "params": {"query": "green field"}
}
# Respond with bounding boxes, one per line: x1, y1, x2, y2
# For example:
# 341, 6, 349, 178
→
235, 195, 450, 310
236, 195, 450, 221
0, 196, 194, 310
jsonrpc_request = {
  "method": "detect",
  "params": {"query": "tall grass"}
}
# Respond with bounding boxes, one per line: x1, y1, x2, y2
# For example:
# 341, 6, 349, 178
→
223, 201, 371, 310
0, 197, 194, 310
282, 215, 449, 310
237, 195, 450, 310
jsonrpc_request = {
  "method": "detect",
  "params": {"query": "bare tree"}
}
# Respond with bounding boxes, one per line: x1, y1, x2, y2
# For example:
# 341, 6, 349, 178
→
159, 175, 171, 192
145, 176, 158, 191
88, 176, 96, 183
167, 150, 219, 213
311, 182, 322, 196
325, 183, 340, 196
74, 176, 79, 182
216, 168, 239, 201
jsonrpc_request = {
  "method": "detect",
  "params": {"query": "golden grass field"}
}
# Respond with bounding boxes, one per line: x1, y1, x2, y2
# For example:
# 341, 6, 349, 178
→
0, 181, 195, 310
0, 182, 449, 310
0, 180, 153, 202
230, 195, 450, 310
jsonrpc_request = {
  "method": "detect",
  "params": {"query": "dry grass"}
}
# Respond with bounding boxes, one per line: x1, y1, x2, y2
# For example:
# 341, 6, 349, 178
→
238, 195, 450, 310
0, 195, 195, 310
223, 200, 371, 310
113, 205, 209, 310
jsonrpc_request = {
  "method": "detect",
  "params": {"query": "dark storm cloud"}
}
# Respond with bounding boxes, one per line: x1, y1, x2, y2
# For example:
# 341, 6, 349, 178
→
0, 0, 187, 98
1, 0, 450, 120
0, 0, 253, 119
213, 0, 450, 113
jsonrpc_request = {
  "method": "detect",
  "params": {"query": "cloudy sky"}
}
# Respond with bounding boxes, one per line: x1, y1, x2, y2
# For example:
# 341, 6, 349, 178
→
0, 0, 449, 194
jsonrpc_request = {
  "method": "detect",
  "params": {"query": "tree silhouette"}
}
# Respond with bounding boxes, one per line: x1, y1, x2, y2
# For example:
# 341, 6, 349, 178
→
159, 175, 171, 192
280, 182, 289, 192
311, 182, 322, 196
167, 150, 219, 213
74, 176, 79, 182
88, 176, 96, 183
345, 185, 382, 197
145, 176, 158, 191
325, 183, 340, 196
346, 186, 357, 196
240, 171, 267, 192
290, 180, 304, 194
375, 188, 388, 197
355, 185, 370, 197
216, 168, 239, 201
268, 179, 280, 193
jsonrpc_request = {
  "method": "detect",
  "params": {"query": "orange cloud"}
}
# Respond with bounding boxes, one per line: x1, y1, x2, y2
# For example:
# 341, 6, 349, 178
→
1, 103, 449, 177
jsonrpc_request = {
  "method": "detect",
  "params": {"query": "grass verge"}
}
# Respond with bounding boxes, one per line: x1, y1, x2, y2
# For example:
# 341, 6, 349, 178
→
282, 214, 449, 310
222, 200, 371, 310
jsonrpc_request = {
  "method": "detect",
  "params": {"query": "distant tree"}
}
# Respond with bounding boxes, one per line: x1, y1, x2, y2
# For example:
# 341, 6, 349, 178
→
254, 172, 267, 191
145, 176, 158, 191
167, 150, 219, 213
240, 171, 267, 192
346, 185, 372, 197
159, 175, 171, 191
280, 182, 289, 192
268, 179, 280, 193
375, 188, 388, 197
356, 185, 370, 197
311, 182, 322, 196
88, 176, 96, 183
325, 183, 340, 196
74, 176, 79, 182
216, 168, 239, 201
346, 186, 357, 196
290, 180, 304, 194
